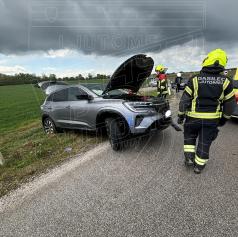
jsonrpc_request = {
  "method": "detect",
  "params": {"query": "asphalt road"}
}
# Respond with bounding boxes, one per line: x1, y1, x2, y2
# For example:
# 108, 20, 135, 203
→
1, 94, 238, 237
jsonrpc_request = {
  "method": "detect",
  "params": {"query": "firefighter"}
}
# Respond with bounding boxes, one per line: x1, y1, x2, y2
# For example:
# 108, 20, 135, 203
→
175, 73, 183, 93
177, 49, 236, 174
155, 65, 169, 98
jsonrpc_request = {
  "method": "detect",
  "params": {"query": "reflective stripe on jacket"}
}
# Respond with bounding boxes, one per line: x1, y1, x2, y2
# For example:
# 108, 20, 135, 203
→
157, 79, 168, 94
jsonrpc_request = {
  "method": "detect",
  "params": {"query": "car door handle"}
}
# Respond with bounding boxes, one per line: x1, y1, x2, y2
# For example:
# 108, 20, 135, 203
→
65, 105, 71, 109
46, 106, 52, 110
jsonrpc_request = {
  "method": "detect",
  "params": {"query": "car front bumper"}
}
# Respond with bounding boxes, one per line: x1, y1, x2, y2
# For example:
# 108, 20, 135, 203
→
129, 112, 172, 134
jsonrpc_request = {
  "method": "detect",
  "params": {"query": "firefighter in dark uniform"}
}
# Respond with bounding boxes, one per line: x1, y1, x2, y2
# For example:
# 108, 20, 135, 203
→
175, 73, 183, 93
155, 65, 169, 98
177, 49, 236, 174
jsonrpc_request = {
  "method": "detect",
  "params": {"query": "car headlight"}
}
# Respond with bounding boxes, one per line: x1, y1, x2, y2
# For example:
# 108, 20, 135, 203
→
165, 110, 172, 118
123, 102, 154, 112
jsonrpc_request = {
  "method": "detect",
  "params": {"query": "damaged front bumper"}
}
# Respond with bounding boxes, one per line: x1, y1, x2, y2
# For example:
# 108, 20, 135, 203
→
129, 110, 172, 134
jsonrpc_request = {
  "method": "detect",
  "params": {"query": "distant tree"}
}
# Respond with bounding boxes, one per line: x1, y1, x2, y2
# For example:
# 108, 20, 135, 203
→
76, 74, 85, 80
41, 74, 48, 81
49, 74, 56, 81
87, 73, 93, 80
95, 74, 108, 80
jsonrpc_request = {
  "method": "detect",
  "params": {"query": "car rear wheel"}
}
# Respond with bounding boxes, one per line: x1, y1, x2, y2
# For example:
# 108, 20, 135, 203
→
105, 117, 129, 151
43, 117, 59, 134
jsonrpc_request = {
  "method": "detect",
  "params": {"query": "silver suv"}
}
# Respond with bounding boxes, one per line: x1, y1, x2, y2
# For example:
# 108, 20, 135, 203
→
41, 55, 172, 150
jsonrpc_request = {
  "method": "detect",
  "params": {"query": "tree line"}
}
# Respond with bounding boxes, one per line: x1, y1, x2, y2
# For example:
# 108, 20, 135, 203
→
0, 68, 236, 86
0, 73, 110, 86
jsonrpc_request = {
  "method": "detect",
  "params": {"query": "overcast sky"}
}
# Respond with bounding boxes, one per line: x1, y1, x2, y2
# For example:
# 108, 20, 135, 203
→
0, 0, 238, 76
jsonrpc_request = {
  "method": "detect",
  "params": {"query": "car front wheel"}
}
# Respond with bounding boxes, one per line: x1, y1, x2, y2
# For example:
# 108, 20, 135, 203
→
43, 117, 58, 134
105, 117, 129, 151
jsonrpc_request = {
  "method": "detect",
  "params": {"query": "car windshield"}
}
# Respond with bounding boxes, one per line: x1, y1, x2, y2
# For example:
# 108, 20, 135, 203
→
81, 83, 129, 96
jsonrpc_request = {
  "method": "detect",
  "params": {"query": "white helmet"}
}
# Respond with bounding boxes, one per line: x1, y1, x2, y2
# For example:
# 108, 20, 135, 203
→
177, 73, 182, 77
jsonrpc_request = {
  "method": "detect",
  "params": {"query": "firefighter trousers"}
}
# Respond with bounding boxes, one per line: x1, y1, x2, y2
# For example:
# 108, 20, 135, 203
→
157, 81, 168, 98
183, 118, 219, 168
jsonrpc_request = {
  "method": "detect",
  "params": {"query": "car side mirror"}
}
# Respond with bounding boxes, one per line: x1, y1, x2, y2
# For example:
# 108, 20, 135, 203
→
76, 94, 94, 101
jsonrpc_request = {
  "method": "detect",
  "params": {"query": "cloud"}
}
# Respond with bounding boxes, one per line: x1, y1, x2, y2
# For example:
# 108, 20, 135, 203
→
44, 49, 75, 58
0, 0, 237, 57
0, 65, 27, 74
0, 59, 7, 64
150, 39, 238, 72
42, 66, 56, 72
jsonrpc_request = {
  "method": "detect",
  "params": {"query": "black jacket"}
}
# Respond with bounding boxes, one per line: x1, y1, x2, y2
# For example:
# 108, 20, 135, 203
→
179, 67, 236, 120
175, 77, 182, 84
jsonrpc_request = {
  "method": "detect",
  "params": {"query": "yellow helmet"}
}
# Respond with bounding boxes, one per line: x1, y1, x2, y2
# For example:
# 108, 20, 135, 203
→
155, 65, 167, 73
202, 49, 228, 68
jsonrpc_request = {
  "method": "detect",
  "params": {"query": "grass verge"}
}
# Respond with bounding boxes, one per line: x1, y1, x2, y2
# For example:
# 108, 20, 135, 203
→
0, 121, 103, 197
0, 84, 101, 197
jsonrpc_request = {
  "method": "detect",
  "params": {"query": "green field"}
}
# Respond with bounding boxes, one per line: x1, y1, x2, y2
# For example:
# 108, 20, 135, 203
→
0, 84, 100, 197
0, 85, 45, 133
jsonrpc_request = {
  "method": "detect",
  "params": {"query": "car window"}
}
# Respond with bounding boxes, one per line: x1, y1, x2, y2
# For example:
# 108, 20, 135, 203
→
52, 89, 68, 102
68, 87, 88, 101
82, 84, 105, 96
46, 94, 53, 102
41, 82, 51, 90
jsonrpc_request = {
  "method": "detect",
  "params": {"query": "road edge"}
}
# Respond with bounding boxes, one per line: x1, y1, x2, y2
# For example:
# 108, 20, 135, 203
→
0, 142, 109, 213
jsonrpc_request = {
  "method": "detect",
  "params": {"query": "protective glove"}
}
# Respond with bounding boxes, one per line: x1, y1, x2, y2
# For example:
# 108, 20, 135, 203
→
177, 114, 185, 124
218, 117, 228, 127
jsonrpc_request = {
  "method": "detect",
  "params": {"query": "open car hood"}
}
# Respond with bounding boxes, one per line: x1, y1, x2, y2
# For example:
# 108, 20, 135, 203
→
103, 54, 154, 94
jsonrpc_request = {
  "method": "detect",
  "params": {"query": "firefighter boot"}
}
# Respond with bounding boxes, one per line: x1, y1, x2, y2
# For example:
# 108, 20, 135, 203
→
194, 164, 206, 174
184, 153, 194, 167
185, 157, 194, 167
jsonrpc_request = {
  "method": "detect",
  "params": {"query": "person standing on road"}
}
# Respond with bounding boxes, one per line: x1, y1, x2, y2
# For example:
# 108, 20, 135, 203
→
177, 49, 236, 174
155, 65, 169, 98
175, 73, 183, 93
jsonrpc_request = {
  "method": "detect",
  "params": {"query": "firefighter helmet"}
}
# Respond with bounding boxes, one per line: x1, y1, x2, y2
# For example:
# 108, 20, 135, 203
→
155, 65, 167, 73
202, 49, 228, 68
